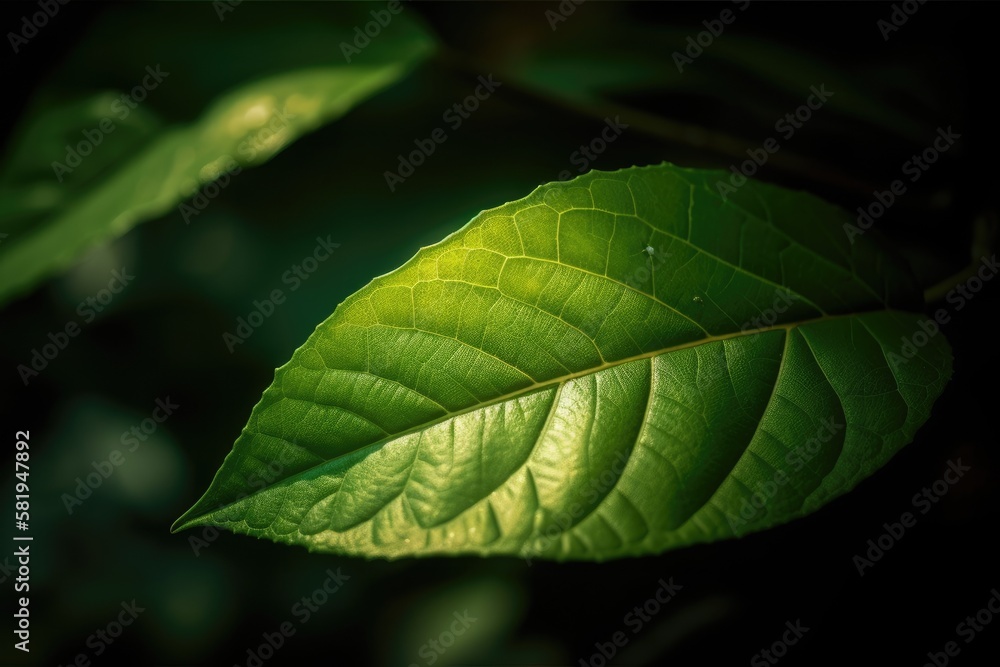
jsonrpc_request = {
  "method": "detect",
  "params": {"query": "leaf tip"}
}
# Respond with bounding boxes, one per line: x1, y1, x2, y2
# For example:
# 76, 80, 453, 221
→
170, 504, 207, 534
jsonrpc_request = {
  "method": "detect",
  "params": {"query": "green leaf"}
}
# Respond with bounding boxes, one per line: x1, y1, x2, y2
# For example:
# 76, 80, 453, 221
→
0, 6, 434, 306
173, 163, 951, 560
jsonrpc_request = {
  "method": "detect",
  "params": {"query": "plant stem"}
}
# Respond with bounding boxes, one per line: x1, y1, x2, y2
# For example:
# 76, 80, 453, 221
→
923, 214, 998, 304
436, 47, 877, 197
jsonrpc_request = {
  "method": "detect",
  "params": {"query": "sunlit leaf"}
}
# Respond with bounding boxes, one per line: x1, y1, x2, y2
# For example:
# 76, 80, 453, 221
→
0, 5, 435, 305
173, 163, 951, 560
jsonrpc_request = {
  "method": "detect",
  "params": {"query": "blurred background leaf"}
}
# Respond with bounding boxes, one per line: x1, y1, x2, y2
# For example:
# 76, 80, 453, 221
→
0, 2, 436, 306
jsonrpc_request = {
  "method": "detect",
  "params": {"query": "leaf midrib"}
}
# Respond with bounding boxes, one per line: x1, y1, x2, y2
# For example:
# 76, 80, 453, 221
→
175, 308, 895, 531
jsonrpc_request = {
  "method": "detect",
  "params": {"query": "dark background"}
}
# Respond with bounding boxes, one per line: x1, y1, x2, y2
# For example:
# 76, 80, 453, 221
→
1, 2, 996, 666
